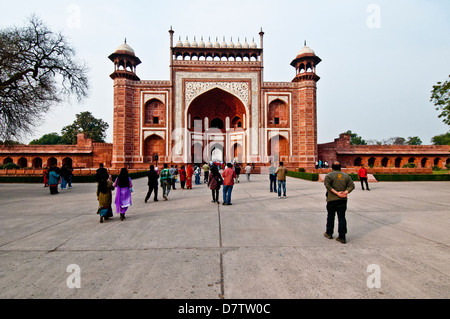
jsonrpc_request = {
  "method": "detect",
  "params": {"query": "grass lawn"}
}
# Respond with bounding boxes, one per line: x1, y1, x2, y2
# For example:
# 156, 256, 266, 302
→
433, 169, 450, 175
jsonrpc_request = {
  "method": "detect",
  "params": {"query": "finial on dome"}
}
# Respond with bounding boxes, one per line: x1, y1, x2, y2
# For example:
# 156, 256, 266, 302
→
125, 37, 127, 44
304, 40, 307, 46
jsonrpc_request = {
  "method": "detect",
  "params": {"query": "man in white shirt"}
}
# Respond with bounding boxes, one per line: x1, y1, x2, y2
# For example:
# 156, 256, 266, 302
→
245, 164, 252, 181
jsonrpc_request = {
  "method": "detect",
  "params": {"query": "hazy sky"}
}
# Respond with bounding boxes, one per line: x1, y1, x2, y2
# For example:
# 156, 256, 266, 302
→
1, 0, 449, 144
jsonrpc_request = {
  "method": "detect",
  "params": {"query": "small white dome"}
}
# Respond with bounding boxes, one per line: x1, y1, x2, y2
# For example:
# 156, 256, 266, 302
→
250, 39, 257, 49
214, 37, 221, 48
236, 39, 242, 48
115, 43, 135, 55
175, 37, 183, 47
243, 38, 249, 48
228, 38, 235, 48
191, 37, 198, 48
198, 37, 205, 48
297, 45, 315, 55
206, 38, 213, 48
183, 37, 191, 47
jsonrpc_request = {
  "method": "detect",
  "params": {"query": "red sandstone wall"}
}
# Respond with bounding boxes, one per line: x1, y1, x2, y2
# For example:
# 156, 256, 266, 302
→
290, 81, 318, 168
318, 134, 450, 168
0, 134, 113, 169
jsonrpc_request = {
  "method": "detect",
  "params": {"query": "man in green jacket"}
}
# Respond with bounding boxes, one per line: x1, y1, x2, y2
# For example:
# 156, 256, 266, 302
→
324, 161, 355, 244
160, 164, 171, 200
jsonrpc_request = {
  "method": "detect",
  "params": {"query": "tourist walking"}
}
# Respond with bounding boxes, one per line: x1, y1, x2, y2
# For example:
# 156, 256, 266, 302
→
48, 166, 60, 195
179, 165, 186, 189
43, 167, 49, 187
269, 162, 277, 193
169, 165, 177, 190
186, 164, 194, 189
245, 163, 252, 181
145, 165, 159, 203
203, 162, 210, 184
194, 165, 201, 185
113, 168, 133, 221
275, 161, 288, 199
97, 174, 114, 223
95, 163, 108, 182
207, 165, 223, 204
234, 163, 241, 183
159, 164, 171, 200
67, 164, 74, 189
222, 163, 236, 205
60, 164, 69, 190
358, 164, 370, 191
323, 161, 355, 244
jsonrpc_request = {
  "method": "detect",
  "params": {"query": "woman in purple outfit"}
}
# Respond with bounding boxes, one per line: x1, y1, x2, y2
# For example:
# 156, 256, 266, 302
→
113, 168, 133, 221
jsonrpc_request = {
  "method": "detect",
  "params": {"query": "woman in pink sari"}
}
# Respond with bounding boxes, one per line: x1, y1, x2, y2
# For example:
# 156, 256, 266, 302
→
113, 168, 133, 221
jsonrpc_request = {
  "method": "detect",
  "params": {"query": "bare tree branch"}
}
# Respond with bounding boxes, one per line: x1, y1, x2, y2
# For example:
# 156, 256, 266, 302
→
0, 15, 89, 143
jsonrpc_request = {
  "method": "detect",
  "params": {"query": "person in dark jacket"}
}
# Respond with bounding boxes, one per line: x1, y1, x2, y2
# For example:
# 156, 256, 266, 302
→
95, 163, 108, 182
145, 165, 159, 203
207, 165, 223, 204
60, 164, 69, 190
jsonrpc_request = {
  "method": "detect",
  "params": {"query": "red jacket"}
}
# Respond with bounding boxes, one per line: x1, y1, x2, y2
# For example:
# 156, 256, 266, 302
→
358, 167, 368, 178
222, 167, 236, 186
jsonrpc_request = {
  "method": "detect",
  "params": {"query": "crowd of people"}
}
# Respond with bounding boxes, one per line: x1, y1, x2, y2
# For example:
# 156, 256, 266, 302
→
42, 164, 74, 195
42, 160, 360, 244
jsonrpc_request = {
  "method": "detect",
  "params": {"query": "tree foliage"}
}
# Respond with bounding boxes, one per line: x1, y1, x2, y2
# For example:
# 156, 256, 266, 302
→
406, 136, 422, 145
29, 132, 63, 145
431, 75, 450, 126
61, 111, 109, 145
0, 15, 89, 143
342, 130, 367, 145
431, 132, 450, 145
342, 130, 414, 146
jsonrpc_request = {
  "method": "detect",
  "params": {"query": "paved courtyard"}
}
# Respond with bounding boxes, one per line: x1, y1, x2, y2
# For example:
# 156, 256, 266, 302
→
0, 173, 449, 299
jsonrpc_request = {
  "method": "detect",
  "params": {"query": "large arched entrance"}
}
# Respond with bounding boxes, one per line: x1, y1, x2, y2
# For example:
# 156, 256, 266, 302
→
211, 144, 224, 163
144, 135, 165, 163
187, 88, 247, 164
268, 135, 289, 163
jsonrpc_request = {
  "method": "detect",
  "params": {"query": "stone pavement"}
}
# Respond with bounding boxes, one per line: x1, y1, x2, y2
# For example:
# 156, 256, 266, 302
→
0, 173, 449, 299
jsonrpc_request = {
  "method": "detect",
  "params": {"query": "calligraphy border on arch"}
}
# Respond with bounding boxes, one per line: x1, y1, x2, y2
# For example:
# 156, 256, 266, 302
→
174, 71, 260, 155
185, 81, 249, 107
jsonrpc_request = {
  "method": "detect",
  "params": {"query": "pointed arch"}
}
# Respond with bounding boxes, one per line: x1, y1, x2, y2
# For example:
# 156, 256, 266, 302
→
144, 134, 166, 163
268, 99, 289, 127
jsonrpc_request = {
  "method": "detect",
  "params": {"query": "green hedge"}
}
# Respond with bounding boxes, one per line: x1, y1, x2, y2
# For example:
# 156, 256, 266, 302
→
0, 171, 149, 184
373, 174, 450, 182
286, 171, 450, 182
287, 170, 319, 181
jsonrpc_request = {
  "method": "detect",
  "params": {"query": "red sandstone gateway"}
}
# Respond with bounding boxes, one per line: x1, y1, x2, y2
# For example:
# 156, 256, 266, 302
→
109, 29, 321, 169
1, 30, 449, 172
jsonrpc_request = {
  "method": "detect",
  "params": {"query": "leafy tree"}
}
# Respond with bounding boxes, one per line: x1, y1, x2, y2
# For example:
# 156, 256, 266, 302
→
431, 75, 450, 126
381, 137, 406, 145
29, 132, 63, 145
431, 132, 450, 145
61, 111, 109, 145
342, 130, 367, 145
0, 15, 89, 144
392, 137, 406, 145
407, 136, 422, 145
